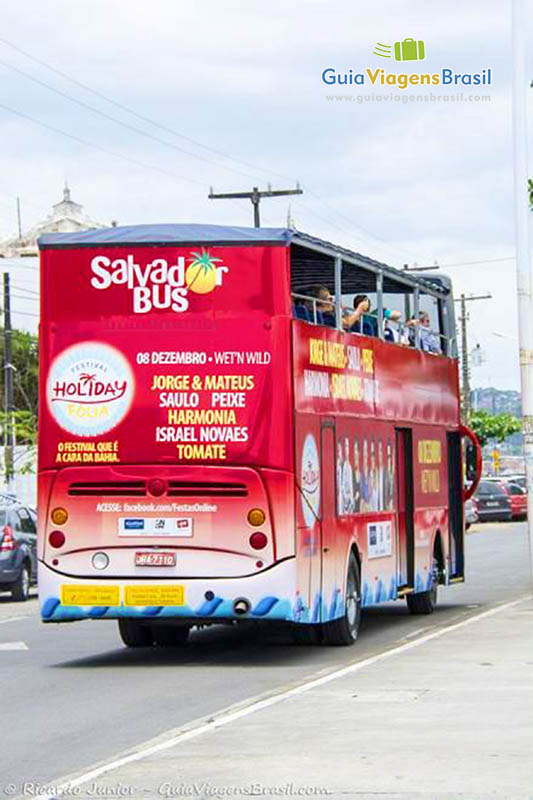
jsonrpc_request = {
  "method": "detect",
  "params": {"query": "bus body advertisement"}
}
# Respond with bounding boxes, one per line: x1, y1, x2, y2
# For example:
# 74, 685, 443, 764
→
37, 225, 481, 646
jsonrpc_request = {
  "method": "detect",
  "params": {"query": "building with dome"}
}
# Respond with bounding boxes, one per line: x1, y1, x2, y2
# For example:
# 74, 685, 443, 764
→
0, 184, 107, 257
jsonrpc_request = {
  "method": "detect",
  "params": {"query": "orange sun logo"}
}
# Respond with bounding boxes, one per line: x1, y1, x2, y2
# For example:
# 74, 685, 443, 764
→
185, 249, 229, 295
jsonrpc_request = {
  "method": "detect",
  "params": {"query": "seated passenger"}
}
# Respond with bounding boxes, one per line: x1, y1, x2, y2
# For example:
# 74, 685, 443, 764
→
293, 300, 310, 321
308, 285, 336, 327
418, 312, 441, 353
405, 312, 441, 353
347, 295, 402, 338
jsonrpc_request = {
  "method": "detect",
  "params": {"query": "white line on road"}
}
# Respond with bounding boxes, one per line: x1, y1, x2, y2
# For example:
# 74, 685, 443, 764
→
36, 594, 531, 800
0, 641, 28, 650
0, 615, 31, 625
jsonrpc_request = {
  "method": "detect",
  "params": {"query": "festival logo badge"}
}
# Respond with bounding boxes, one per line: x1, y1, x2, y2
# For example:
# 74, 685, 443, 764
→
301, 433, 320, 527
47, 342, 135, 436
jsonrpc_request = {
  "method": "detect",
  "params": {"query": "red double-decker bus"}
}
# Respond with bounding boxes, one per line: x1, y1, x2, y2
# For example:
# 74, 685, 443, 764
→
37, 224, 481, 646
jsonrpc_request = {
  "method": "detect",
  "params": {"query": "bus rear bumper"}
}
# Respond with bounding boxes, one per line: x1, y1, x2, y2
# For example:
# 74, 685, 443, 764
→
38, 559, 298, 624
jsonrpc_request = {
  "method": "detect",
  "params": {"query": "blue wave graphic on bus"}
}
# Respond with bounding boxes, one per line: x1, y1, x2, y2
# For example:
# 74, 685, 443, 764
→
41, 593, 295, 623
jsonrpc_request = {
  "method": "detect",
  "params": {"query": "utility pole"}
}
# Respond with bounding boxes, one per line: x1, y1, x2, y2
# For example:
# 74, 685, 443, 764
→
511, 0, 533, 578
455, 293, 492, 421
16, 197, 22, 239
209, 183, 303, 228
3, 273, 16, 492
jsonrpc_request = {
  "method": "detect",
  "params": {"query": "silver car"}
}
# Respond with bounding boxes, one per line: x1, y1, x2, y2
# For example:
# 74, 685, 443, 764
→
465, 498, 479, 530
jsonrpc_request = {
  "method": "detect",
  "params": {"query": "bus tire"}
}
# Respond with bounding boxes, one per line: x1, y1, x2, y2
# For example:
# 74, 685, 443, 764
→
118, 619, 154, 647
323, 553, 361, 646
152, 625, 190, 647
291, 624, 322, 646
406, 559, 438, 615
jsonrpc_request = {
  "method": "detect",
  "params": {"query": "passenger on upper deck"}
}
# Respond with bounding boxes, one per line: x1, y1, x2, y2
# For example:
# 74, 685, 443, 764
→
347, 295, 402, 338
307, 285, 337, 327
405, 312, 441, 354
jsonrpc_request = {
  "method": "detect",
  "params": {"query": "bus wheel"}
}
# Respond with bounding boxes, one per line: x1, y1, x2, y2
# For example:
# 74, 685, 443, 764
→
291, 624, 322, 646
118, 619, 154, 647
152, 625, 190, 647
323, 553, 361, 646
406, 559, 438, 615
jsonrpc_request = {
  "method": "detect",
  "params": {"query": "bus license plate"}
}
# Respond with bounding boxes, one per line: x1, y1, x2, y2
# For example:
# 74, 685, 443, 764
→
135, 552, 176, 567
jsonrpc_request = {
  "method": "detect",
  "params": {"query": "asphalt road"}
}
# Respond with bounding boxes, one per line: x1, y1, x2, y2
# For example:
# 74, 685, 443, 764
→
0, 521, 530, 791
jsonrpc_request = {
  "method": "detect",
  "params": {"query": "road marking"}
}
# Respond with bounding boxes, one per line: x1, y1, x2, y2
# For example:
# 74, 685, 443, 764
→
0, 615, 30, 625
37, 594, 531, 800
0, 641, 28, 650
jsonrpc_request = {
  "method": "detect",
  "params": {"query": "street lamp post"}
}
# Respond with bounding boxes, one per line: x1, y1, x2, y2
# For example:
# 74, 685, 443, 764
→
511, 0, 533, 580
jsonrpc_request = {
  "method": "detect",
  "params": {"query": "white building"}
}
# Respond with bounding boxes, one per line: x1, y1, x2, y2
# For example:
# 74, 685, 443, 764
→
0, 184, 107, 258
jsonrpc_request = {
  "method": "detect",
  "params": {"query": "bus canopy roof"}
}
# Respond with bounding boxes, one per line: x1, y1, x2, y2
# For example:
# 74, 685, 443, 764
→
38, 224, 449, 298
38, 224, 291, 247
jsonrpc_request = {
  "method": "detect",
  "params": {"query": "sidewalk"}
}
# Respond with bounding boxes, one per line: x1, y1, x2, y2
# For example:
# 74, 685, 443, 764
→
46, 598, 533, 800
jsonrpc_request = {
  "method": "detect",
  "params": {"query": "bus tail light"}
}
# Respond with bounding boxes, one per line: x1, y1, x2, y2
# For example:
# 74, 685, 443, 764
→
51, 507, 69, 525
249, 532, 268, 550
0, 525, 16, 551
247, 508, 266, 526
49, 530, 66, 549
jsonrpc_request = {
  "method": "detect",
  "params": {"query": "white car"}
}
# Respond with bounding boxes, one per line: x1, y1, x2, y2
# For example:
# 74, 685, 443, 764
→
465, 498, 479, 529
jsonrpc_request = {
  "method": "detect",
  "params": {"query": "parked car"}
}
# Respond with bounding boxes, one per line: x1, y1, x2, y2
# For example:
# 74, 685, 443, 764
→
485, 474, 526, 491
473, 481, 512, 522
501, 481, 527, 520
483, 477, 528, 520
503, 474, 527, 491
0, 494, 38, 601
465, 498, 479, 530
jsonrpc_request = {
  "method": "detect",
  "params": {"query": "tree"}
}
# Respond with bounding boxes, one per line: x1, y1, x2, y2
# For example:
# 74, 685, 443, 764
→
469, 409, 522, 447
0, 328, 39, 445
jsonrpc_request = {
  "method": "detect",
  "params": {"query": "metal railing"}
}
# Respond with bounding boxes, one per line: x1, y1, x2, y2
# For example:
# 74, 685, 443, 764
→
291, 292, 453, 357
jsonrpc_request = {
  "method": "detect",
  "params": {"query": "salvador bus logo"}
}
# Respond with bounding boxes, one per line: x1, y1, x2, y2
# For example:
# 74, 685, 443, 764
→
301, 433, 320, 527
46, 342, 135, 436
89, 249, 229, 314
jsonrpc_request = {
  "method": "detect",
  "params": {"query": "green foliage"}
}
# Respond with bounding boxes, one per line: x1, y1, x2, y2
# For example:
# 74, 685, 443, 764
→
0, 410, 37, 446
529, 178, 533, 207
0, 328, 39, 415
469, 409, 522, 447
0, 328, 38, 446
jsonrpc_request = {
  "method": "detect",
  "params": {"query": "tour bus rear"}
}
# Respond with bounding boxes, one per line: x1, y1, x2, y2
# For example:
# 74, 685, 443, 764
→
37, 226, 296, 623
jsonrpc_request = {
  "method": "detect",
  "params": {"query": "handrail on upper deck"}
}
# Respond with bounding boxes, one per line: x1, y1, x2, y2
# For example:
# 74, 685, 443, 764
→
291, 291, 453, 357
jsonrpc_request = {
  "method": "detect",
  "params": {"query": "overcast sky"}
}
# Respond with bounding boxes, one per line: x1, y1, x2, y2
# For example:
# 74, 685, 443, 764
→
1, 0, 532, 390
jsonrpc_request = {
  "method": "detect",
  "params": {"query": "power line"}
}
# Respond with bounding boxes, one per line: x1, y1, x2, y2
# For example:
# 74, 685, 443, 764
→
209, 184, 303, 228
0, 57, 265, 184
9, 308, 39, 318
412, 255, 515, 271
0, 36, 422, 260
11, 283, 39, 299
11, 292, 38, 302
456, 292, 492, 421
0, 101, 207, 189
0, 36, 296, 184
